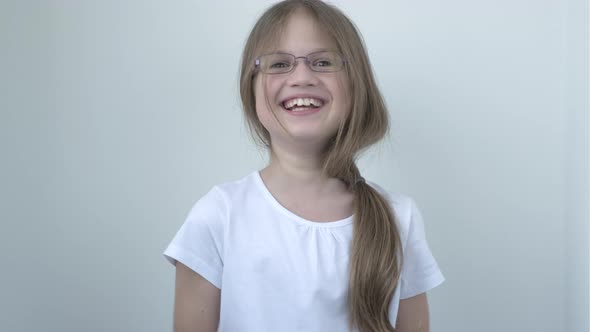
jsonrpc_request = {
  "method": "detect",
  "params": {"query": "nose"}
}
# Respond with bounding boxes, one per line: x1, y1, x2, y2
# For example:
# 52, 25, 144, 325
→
286, 58, 319, 86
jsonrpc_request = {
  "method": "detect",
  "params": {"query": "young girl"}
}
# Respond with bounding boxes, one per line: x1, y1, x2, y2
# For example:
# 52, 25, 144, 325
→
163, 1, 444, 331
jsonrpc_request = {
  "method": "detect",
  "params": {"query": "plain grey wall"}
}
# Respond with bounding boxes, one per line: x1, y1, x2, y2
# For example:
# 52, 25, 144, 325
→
1, 0, 588, 331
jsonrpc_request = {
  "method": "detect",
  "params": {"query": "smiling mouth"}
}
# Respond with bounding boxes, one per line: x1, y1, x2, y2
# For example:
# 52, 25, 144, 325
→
281, 97, 325, 112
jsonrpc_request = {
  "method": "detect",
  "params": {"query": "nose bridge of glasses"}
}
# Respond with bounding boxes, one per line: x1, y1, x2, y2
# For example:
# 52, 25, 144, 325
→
292, 55, 313, 71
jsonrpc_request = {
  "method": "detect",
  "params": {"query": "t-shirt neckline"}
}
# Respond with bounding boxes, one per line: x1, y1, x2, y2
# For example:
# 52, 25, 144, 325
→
252, 170, 354, 228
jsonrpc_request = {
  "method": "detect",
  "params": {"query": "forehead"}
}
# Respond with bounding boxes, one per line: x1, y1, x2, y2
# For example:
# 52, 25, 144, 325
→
274, 9, 337, 55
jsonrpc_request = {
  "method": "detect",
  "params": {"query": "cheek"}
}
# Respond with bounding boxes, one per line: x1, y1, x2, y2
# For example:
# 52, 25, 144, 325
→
334, 77, 352, 113
254, 77, 276, 125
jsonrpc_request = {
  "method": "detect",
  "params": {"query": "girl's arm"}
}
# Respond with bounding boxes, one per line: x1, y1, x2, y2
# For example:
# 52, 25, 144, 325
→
173, 262, 221, 332
395, 292, 430, 332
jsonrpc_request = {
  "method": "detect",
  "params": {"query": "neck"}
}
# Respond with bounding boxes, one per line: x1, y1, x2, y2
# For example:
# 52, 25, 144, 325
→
260, 143, 348, 196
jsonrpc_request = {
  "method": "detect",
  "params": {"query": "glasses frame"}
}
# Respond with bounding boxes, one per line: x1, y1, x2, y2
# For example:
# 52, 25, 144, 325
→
254, 50, 346, 75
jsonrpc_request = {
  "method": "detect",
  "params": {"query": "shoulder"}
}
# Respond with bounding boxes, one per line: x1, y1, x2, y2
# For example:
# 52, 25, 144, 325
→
189, 171, 258, 217
209, 171, 259, 207
366, 180, 416, 221
365, 180, 421, 243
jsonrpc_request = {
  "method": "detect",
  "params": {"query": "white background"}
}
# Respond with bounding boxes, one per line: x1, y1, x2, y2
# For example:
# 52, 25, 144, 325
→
1, 0, 588, 331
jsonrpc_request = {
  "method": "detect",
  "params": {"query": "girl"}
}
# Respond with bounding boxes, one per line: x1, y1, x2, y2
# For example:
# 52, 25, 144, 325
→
164, 1, 444, 331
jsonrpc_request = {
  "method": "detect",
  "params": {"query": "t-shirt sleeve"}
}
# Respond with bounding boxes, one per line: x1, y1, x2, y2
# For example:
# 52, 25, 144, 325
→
163, 187, 227, 289
399, 197, 445, 299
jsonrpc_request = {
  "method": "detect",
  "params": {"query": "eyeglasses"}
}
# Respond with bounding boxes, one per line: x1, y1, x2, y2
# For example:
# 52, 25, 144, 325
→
254, 51, 345, 74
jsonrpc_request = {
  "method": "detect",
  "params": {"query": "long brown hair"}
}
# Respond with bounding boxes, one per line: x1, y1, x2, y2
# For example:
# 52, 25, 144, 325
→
239, 1, 403, 331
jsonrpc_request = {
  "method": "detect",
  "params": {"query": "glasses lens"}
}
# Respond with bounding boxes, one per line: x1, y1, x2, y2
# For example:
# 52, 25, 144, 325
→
308, 51, 343, 72
260, 53, 294, 74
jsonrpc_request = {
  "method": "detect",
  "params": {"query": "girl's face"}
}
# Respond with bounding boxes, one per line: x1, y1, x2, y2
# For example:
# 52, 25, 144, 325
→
254, 10, 351, 150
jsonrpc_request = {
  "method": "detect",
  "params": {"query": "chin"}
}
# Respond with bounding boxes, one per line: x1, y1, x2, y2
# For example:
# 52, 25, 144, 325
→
290, 131, 334, 144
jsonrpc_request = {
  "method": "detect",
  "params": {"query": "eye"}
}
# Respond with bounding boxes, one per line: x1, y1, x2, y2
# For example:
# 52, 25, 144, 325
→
307, 51, 344, 72
269, 61, 291, 69
313, 59, 333, 67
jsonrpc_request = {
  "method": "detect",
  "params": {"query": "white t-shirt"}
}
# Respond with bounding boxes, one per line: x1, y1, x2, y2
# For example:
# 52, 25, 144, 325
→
163, 170, 444, 331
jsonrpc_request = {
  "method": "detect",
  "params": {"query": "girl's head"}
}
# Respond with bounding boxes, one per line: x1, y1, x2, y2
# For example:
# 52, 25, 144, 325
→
254, 8, 351, 150
240, 0, 389, 182
240, 2, 403, 331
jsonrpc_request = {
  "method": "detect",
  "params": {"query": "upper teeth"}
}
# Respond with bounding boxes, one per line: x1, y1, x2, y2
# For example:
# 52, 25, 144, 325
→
283, 97, 324, 109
